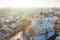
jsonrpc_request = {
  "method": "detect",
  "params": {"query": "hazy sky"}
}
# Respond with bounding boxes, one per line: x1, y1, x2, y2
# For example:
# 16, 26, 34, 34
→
0, 0, 60, 8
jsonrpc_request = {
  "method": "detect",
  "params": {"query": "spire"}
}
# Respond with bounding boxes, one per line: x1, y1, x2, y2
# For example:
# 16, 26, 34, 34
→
40, 10, 43, 15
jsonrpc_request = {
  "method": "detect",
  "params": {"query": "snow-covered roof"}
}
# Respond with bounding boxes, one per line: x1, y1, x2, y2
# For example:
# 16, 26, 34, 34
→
0, 18, 4, 22
31, 17, 54, 35
55, 36, 60, 40
10, 23, 16, 28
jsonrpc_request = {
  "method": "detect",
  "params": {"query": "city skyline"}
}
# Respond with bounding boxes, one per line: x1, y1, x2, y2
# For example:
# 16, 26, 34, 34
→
0, 0, 60, 8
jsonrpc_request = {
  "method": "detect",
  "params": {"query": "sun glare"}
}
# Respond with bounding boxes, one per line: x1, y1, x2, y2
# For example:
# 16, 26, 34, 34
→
0, 0, 60, 8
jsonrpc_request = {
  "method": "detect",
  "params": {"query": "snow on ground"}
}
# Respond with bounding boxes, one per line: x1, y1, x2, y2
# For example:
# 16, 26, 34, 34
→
0, 17, 55, 40
55, 36, 60, 40
10, 31, 23, 40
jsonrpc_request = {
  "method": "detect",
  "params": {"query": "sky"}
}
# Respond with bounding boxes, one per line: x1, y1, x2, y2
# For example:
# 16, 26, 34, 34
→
0, 0, 60, 8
